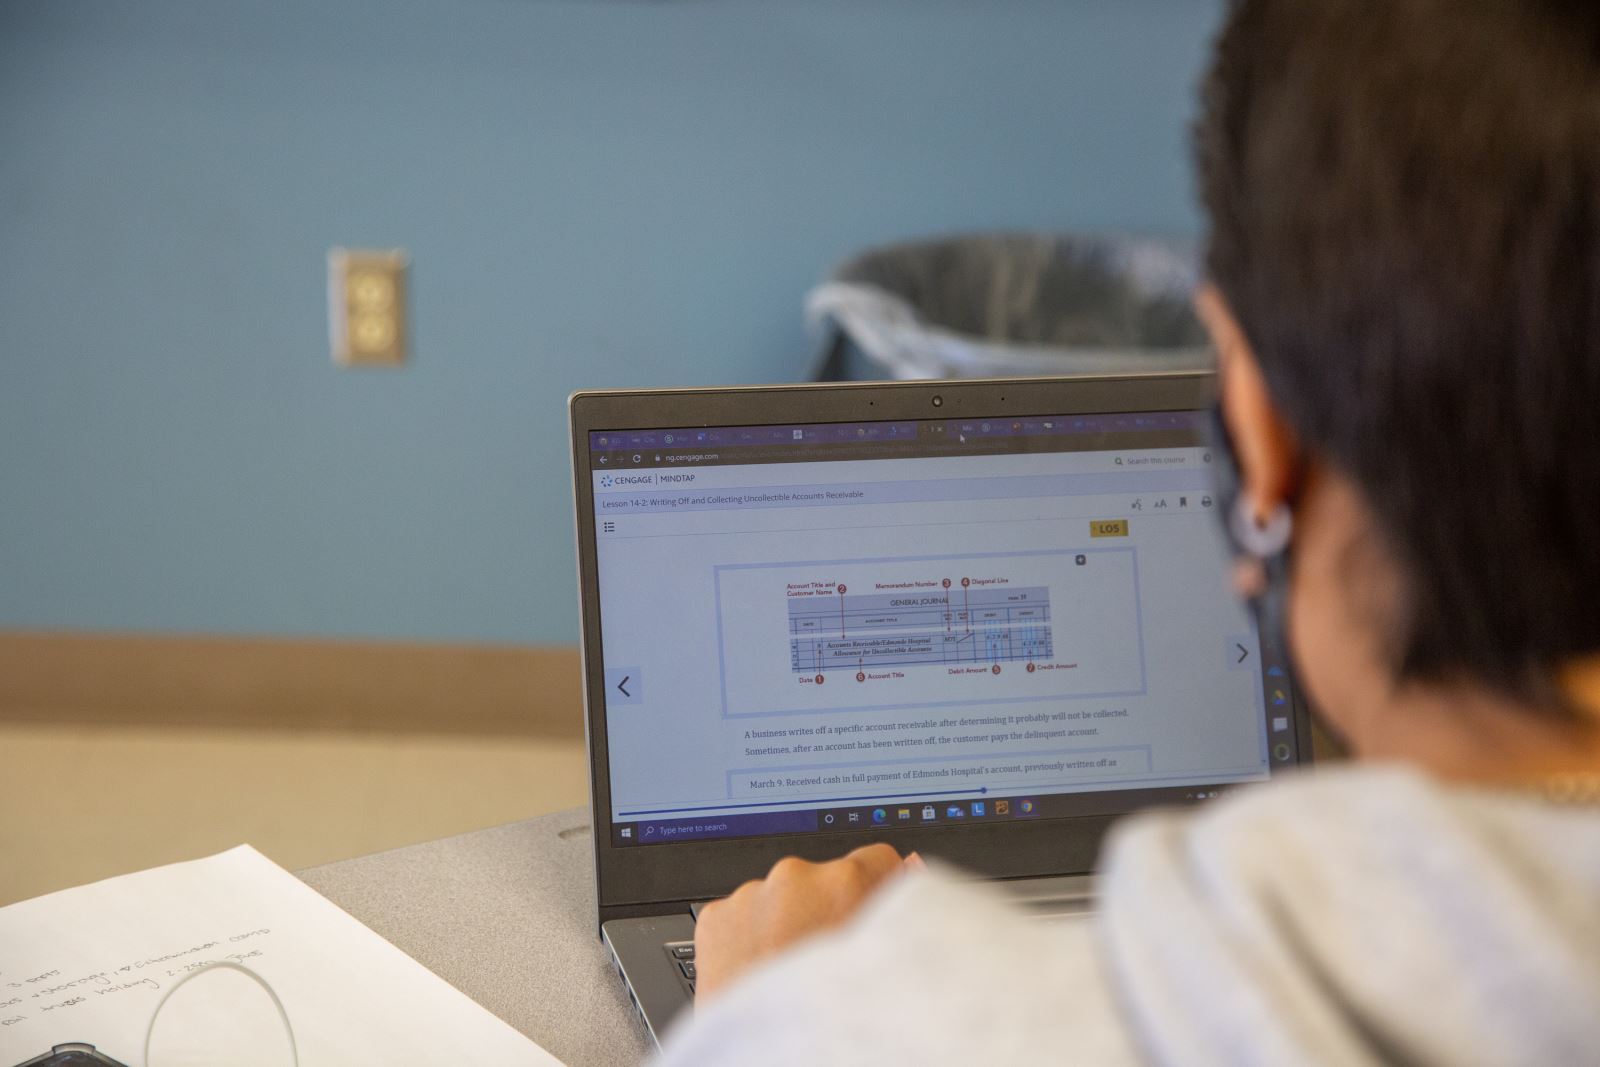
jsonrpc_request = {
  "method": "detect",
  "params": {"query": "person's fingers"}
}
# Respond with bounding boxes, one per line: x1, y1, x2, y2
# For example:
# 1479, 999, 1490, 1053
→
696, 877, 757, 949
903, 851, 927, 871
835, 843, 907, 897
695, 845, 912, 1005
844, 841, 904, 875
766, 854, 813, 882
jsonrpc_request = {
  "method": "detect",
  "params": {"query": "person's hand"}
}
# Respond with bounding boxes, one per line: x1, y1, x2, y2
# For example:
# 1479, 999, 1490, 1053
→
694, 844, 923, 1003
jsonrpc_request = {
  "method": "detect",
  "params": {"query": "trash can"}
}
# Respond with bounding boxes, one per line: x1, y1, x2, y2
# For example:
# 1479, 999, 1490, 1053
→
805, 232, 1212, 381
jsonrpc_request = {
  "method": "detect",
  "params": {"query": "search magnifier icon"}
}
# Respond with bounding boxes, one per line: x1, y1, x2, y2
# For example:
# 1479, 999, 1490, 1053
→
1114, 457, 1123, 466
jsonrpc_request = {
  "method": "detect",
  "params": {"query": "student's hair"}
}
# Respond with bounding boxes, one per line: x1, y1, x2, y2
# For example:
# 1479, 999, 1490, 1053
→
1197, 0, 1600, 703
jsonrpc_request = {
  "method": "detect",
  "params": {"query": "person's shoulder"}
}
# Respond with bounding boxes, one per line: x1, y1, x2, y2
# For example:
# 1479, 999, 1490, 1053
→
1095, 765, 1600, 1065
1109, 762, 1598, 883
1100, 761, 1600, 978
1099, 766, 1423, 932
1170, 761, 1451, 834
1110, 765, 1495, 894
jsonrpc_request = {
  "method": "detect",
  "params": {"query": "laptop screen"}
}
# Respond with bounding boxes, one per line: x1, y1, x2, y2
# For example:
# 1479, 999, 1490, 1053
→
586, 411, 1292, 848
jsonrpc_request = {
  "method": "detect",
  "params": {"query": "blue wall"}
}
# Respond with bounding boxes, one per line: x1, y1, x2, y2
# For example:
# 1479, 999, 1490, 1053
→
0, 0, 1219, 645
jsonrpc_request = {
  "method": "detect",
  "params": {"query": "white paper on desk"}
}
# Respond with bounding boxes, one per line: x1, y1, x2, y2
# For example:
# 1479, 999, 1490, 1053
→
0, 845, 565, 1066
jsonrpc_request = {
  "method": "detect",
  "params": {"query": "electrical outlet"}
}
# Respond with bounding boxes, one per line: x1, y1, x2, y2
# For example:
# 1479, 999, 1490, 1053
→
329, 248, 408, 367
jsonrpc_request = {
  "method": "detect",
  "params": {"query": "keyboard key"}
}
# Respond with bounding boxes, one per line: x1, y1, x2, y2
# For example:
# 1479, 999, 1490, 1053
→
680, 960, 697, 980
669, 943, 695, 960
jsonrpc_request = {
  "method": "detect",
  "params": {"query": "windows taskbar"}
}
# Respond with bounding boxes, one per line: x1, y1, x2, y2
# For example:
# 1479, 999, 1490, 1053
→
609, 776, 1266, 847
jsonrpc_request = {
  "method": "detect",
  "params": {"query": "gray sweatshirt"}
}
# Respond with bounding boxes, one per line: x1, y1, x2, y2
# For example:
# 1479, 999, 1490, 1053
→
653, 766, 1600, 1065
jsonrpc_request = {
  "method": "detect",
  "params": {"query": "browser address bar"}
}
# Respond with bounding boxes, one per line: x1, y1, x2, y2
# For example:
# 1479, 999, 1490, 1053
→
596, 469, 1212, 516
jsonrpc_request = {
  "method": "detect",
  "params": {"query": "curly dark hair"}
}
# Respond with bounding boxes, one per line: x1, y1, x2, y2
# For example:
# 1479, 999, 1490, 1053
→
1197, 0, 1600, 702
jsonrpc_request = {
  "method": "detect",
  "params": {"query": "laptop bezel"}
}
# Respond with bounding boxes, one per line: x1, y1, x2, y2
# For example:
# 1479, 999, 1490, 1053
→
568, 374, 1313, 924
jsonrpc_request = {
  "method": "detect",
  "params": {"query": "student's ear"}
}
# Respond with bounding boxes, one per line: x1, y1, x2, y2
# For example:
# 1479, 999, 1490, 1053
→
1194, 284, 1300, 521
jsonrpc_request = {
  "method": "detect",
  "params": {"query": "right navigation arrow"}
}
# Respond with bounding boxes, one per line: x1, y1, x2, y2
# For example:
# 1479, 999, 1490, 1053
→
1235, 643, 1249, 665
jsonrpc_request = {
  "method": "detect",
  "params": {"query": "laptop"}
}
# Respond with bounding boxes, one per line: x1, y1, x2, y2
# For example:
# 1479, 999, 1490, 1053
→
567, 374, 1310, 1045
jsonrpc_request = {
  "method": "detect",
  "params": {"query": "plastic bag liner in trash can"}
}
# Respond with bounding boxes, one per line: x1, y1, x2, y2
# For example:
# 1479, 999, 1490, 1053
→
805, 232, 1213, 380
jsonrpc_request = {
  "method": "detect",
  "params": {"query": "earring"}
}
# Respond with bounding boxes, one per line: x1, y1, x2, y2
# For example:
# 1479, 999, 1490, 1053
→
1229, 495, 1292, 559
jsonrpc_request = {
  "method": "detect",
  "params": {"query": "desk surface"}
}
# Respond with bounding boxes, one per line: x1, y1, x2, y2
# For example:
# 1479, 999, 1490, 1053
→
299, 807, 654, 1067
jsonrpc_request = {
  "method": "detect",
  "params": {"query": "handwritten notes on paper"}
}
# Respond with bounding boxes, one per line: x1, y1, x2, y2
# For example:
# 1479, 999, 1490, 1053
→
0, 845, 564, 1066
4, 928, 274, 1025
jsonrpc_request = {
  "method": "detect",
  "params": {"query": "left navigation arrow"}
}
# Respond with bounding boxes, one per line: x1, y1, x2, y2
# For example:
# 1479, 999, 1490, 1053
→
605, 666, 642, 705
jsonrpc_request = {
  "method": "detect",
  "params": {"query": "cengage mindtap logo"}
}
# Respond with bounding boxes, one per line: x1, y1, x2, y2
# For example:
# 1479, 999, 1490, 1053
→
599, 474, 614, 488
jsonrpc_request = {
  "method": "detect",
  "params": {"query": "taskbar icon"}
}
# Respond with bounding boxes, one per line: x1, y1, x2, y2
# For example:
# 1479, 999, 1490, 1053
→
814, 796, 1043, 833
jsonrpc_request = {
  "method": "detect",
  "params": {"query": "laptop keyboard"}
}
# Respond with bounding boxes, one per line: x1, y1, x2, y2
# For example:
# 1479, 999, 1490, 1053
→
665, 941, 696, 995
